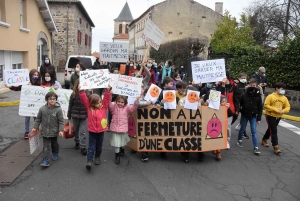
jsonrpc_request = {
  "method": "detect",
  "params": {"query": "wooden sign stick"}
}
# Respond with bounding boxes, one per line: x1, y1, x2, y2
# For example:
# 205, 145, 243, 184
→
138, 44, 151, 75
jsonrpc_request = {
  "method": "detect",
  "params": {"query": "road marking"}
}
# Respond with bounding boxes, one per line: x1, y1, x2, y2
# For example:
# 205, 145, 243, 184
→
279, 120, 300, 135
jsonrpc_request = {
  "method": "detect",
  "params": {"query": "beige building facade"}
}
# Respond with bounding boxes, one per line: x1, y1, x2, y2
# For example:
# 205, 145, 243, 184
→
129, 0, 223, 61
0, 0, 56, 87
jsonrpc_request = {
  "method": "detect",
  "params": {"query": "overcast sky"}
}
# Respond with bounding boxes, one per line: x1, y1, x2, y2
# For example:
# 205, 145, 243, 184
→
80, 0, 252, 52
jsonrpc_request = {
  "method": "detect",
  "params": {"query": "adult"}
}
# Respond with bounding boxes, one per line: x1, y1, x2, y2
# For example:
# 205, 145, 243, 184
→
161, 60, 174, 87
128, 61, 136, 76
70, 63, 86, 90
252, 66, 267, 93
92, 58, 109, 70
142, 59, 156, 86
40, 55, 56, 83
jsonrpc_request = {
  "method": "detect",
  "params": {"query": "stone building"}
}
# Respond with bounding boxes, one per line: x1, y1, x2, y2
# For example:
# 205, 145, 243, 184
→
112, 2, 133, 43
128, 0, 223, 61
47, 0, 95, 71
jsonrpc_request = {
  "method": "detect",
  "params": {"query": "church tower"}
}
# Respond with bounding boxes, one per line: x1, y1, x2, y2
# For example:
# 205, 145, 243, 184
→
113, 2, 133, 42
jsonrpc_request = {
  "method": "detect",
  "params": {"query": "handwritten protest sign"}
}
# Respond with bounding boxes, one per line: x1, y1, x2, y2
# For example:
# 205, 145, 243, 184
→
100, 42, 129, 62
191, 59, 226, 84
4, 69, 29, 86
142, 19, 165, 50
208, 90, 221, 110
80, 69, 110, 89
110, 75, 142, 98
19, 85, 72, 119
126, 106, 228, 152
28, 130, 40, 154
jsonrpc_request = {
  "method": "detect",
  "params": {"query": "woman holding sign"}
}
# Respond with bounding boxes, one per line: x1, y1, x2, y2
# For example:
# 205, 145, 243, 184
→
40, 56, 56, 83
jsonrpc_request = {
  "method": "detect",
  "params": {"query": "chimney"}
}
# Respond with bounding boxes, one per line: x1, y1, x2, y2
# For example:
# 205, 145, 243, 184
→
215, 2, 223, 15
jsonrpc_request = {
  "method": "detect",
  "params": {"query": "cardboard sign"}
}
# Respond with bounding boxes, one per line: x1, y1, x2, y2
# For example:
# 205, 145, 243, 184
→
28, 130, 40, 154
100, 42, 129, 62
80, 69, 110, 89
163, 90, 176, 109
191, 59, 226, 84
184, 90, 200, 110
208, 90, 221, 110
19, 85, 72, 119
144, 84, 162, 104
126, 106, 228, 152
142, 19, 165, 50
110, 74, 142, 98
4, 69, 29, 86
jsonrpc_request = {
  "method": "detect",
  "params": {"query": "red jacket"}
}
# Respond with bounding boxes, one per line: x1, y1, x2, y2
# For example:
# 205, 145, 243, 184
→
79, 90, 110, 133
217, 79, 238, 114
128, 66, 136, 76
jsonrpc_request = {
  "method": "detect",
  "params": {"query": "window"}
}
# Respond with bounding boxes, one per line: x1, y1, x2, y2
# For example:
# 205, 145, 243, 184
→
12, 63, 23, 69
89, 36, 91, 47
125, 24, 128, 34
20, 0, 27, 28
77, 30, 82, 44
79, 18, 82, 24
85, 34, 88, 46
0, 65, 3, 81
86, 22, 88, 29
119, 24, 122, 34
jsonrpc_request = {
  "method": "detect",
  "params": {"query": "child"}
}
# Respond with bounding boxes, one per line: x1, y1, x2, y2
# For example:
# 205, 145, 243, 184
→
32, 92, 64, 167
109, 95, 139, 164
262, 82, 290, 154
67, 79, 88, 155
41, 71, 62, 89
79, 85, 111, 170
6, 69, 41, 139
220, 95, 234, 150
176, 81, 187, 100
236, 78, 262, 155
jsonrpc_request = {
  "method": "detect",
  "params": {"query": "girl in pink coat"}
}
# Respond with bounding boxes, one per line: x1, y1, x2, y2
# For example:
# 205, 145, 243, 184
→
109, 95, 139, 164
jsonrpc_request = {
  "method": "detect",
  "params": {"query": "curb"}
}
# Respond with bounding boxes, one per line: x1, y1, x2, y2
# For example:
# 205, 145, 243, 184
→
0, 100, 20, 107
263, 110, 300, 122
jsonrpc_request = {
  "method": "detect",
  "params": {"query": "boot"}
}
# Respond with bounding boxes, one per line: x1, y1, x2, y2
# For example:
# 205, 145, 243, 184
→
273, 145, 281, 154
215, 150, 221, 161
86, 159, 92, 170
120, 147, 125, 156
261, 139, 269, 147
115, 153, 120, 165
94, 157, 101, 165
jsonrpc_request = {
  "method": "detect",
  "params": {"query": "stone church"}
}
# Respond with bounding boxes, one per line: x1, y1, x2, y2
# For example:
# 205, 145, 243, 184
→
113, 2, 133, 43
128, 0, 223, 61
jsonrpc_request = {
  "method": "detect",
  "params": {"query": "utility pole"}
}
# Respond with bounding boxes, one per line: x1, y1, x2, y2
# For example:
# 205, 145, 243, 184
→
284, 0, 291, 44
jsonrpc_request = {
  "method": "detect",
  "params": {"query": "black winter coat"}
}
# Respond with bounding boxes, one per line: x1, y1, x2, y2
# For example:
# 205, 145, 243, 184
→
67, 91, 89, 119
239, 88, 263, 121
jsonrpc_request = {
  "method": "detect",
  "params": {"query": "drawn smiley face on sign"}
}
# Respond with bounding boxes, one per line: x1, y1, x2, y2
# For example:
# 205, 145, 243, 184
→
150, 86, 160, 98
128, 117, 136, 137
187, 92, 198, 103
164, 91, 175, 103
209, 91, 220, 102
206, 114, 222, 139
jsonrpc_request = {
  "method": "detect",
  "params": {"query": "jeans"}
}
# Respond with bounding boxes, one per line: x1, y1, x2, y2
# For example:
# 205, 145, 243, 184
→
43, 137, 59, 161
238, 115, 258, 148
25, 116, 36, 133
263, 115, 281, 146
72, 118, 87, 148
227, 116, 233, 143
87, 132, 104, 160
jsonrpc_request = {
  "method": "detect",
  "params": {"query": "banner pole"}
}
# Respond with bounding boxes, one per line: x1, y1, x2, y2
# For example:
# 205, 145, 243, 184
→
138, 44, 151, 75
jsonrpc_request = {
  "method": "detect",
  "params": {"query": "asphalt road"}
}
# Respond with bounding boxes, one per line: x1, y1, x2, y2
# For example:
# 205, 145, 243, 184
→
0, 79, 300, 200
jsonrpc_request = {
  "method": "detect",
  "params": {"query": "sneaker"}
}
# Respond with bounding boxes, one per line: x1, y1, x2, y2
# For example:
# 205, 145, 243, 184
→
24, 132, 29, 139
81, 148, 87, 156
86, 159, 92, 170
236, 141, 243, 147
254, 148, 261, 155
243, 133, 250, 139
40, 159, 50, 167
52, 153, 58, 161
94, 157, 100, 165
227, 142, 230, 149
75, 143, 80, 150
141, 153, 149, 162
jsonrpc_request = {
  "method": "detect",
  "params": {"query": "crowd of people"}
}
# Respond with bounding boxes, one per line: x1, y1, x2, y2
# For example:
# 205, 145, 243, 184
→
6, 56, 291, 171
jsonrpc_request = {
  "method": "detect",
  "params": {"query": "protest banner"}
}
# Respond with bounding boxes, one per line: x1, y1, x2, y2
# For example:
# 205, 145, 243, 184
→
126, 106, 228, 152
100, 42, 129, 62
142, 19, 165, 51
4, 69, 29, 86
28, 130, 40, 154
191, 59, 226, 84
110, 74, 142, 98
19, 85, 72, 119
80, 69, 110, 89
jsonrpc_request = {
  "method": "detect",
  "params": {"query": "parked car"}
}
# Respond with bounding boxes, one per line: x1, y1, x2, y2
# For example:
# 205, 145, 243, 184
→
64, 55, 96, 89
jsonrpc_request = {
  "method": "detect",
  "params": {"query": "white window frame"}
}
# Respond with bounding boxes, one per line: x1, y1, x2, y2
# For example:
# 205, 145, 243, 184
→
12, 63, 23, 69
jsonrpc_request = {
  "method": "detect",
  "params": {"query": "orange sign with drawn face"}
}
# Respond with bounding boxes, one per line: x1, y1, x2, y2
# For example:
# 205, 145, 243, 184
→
164, 91, 175, 103
150, 86, 160, 98
187, 92, 198, 103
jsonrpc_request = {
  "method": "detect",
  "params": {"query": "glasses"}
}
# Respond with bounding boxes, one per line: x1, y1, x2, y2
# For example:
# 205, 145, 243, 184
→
48, 98, 56, 101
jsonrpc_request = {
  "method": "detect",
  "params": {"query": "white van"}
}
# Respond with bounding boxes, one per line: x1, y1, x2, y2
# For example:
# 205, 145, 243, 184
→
64, 55, 97, 89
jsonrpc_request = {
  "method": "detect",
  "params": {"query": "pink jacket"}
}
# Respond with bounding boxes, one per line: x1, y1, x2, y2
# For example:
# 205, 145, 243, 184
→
79, 90, 110, 133
109, 100, 138, 133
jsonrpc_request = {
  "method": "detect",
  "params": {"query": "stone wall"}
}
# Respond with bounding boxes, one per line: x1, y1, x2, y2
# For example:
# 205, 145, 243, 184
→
265, 87, 300, 109
48, 3, 92, 72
